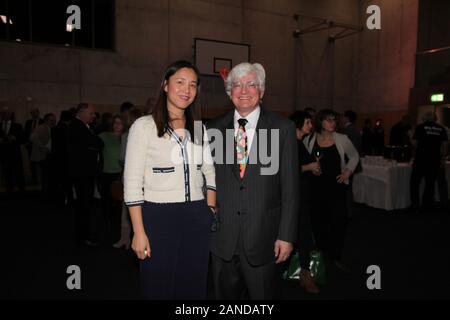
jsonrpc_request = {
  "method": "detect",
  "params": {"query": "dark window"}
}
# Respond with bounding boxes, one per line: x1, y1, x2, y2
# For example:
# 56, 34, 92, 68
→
31, 1, 68, 45
93, 0, 114, 49
73, 0, 93, 47
0, 0, 7, 40
0, 0, 114, 50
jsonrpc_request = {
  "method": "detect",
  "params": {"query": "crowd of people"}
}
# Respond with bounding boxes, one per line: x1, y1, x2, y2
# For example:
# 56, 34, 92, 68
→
0, 59, 448, 300
0, 101, 144, 249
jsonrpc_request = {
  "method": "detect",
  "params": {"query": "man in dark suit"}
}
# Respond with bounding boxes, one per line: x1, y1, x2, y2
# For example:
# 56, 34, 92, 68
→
342, 110, 362, 154
67, 103, 104, 245
206, 62, 299, 300
341, 110, 362, 219
389, 115, 412, 147
410, 111, 448, 212
24, 108, 44, 185
24, 108, 44, 141
51, 110, 72, 206
0, 108, 26, 193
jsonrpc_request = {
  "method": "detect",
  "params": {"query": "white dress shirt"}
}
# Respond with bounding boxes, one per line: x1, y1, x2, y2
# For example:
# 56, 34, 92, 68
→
234, 106, 261, 153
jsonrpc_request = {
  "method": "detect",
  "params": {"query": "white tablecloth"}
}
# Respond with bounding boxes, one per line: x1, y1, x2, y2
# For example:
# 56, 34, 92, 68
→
353, 160, 450, 211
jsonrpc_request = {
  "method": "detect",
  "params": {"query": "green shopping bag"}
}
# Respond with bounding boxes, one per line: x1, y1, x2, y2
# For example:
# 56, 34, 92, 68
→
309, 249, 326, 286
283, 252, 301, 280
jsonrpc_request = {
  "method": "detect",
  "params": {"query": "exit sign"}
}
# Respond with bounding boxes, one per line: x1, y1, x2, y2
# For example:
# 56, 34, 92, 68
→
430, 93, 444, 103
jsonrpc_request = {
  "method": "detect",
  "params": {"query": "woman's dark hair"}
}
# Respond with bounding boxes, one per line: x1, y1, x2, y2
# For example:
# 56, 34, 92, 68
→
289, 111, 311, 130
314, 108, 336, 133
151, 60, 201, 143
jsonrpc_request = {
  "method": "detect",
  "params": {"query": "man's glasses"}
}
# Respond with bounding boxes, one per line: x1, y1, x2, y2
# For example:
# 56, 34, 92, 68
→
231, 81, 259, 91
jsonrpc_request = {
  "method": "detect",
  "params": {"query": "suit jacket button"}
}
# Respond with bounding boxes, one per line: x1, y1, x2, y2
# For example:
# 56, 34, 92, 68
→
237, 211, 240, 216
240, 186, 245, 191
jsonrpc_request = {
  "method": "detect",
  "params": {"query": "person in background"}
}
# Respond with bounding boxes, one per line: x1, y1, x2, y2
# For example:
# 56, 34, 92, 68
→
94, 112, 114, 135
99, 115, 125, 245
410, 111, 448, 213
361, 118, 374, 156
24, 107, 43, 185
124, 60, 216, 299
120, 101, 134, 127
304, 109, 359, 272
436, 125, 449, 211
51, 110, 72, 207
289, 110, 320, 294
389, 115, 413, 147
0, 108, 26, 194
373, 118, 385, 155
342, 110, 361, 154
25, 108, 43, 141
304, 107, 317, 121
30, 113, 56, 196
67, 103, 104, 246
341, 110, 362, 219
114, 107, 144, 249
120, 101, 134, 114
90, 112, 101, 134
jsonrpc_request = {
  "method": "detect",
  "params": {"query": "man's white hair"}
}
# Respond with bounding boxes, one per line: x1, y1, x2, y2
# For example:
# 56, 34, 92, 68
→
225, 62, 266, 97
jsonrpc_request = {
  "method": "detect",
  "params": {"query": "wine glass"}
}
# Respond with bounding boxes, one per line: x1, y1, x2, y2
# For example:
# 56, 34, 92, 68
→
315, 149, 323, 162
314, 149, 322, 175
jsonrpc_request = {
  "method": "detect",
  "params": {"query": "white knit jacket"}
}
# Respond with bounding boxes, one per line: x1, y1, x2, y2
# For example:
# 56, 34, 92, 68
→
124, 115, 216, 206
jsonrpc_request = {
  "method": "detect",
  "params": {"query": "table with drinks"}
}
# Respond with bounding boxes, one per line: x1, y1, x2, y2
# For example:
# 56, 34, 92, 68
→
352, 156, 450, 211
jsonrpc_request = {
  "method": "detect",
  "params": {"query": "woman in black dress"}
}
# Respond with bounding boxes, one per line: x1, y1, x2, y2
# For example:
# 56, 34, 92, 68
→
304, 109, 359, 272
290, 111, 320, 293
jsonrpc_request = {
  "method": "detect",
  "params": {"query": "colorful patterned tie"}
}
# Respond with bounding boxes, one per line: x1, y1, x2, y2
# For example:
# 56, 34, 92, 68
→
236, 118, 248, 178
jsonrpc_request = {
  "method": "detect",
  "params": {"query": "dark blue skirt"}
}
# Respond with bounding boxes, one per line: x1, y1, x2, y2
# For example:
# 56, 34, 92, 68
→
140, 200, 213, 299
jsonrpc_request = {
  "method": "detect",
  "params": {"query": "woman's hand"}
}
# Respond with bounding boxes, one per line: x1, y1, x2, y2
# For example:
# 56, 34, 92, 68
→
303, 162, 321, 175
336, 168, 352, 183
132, 232, 151, 260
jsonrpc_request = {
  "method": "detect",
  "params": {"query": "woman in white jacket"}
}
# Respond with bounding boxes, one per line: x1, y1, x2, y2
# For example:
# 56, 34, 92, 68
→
304, 109, 359, 272
124, 60, 216, 299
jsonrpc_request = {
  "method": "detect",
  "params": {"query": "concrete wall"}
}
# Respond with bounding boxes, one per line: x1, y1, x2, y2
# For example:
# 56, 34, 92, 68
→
1, 0, 361, 124
0, 0, 420, 134
356, 0, 419, 132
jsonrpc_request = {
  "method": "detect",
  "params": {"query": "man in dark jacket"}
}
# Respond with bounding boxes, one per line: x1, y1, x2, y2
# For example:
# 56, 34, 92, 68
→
0, 108, 26, 193
410, 112, 448, 212
207, 62, 299, 300
67, 103, 104, 245
51, 110, 72, 206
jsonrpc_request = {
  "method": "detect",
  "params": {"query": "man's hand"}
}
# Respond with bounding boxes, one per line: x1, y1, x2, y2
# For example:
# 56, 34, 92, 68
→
274, 240, 293, 264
